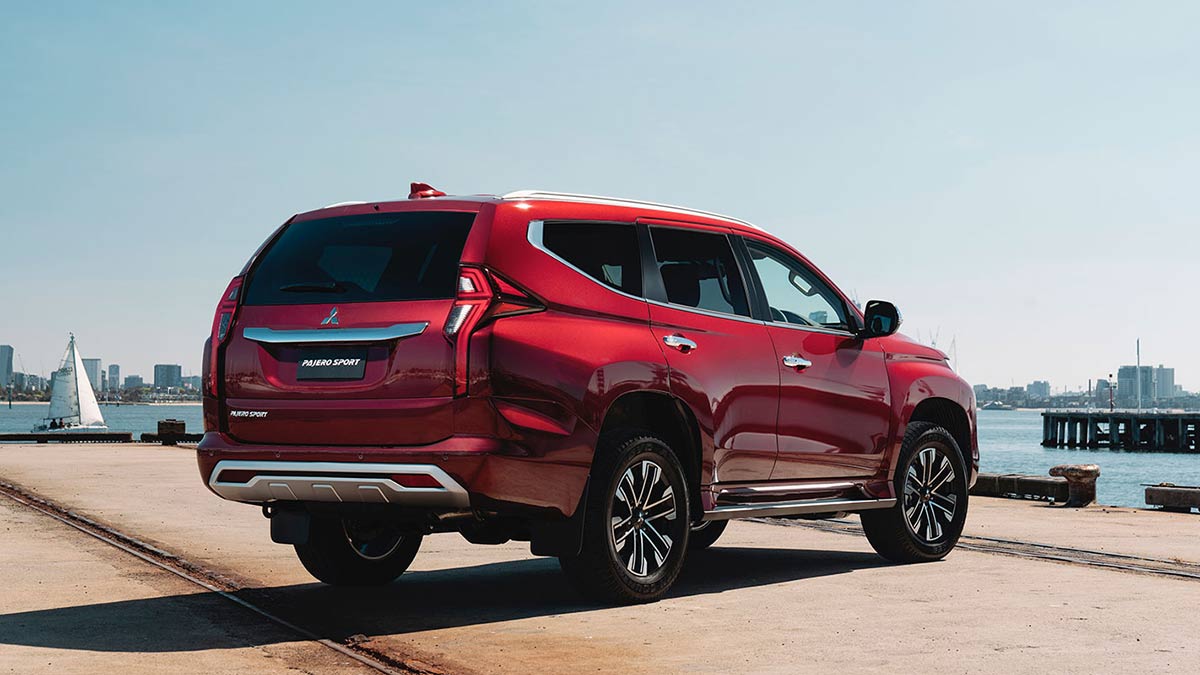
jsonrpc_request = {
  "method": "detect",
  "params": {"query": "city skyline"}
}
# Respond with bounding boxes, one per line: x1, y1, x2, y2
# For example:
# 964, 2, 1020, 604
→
0, 341, 191, 394
4, 3, 1200, 390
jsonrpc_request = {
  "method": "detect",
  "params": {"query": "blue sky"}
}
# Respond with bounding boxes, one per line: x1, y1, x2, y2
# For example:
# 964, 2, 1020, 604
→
2, 2, 1198, 391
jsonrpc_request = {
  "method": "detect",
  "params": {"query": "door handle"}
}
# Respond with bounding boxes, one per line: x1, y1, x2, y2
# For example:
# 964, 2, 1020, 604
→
663, 334, 698, 353
782, 355, 812, 370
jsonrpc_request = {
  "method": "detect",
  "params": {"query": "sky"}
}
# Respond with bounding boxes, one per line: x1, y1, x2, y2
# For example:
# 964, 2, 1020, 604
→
2, 2, 1199, 392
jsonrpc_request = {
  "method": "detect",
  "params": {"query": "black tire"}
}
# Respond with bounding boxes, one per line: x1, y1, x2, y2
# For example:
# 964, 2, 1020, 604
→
689, 519, 728, 550
294, 516, 423, 586
559, 429, 690, 604
861, 422, 969, 563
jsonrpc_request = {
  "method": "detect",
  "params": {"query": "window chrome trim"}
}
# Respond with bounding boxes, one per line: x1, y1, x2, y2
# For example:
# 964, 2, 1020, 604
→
242, 323, 428, 345
646, 298, 764, 326
764, 320, 857, 338
507, 190, 761, 230
526, 220, 649, 304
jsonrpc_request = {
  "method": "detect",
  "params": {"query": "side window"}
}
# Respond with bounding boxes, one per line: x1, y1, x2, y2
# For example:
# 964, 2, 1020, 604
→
649, 227, 751, 317
542, 222, 643, 297
745, 241, 849, 330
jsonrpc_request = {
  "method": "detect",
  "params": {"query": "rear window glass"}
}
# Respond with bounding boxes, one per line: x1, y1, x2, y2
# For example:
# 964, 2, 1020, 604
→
243, 211, 474, 306
542, 222, 642, 297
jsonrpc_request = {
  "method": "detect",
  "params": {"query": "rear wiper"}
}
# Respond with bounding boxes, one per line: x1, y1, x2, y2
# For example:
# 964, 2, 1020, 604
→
279, 281, 346, 293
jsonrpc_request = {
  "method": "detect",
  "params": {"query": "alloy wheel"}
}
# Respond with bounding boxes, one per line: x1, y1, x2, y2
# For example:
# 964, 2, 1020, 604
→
903, 446, 958, 544
610, 458, 678, 578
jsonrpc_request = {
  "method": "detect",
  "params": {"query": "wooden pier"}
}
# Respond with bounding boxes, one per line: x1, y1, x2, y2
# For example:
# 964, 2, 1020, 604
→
0, 431, 134, 444
1042, 411, 1200, 452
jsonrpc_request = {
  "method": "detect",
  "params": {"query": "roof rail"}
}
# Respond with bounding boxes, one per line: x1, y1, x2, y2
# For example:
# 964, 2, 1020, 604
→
500, 190, 759, 229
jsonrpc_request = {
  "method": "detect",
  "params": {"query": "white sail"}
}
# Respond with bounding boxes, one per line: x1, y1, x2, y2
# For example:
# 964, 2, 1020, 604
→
72, 338, 105, 427
38, 334, 107, 431
46, 342, 79, 421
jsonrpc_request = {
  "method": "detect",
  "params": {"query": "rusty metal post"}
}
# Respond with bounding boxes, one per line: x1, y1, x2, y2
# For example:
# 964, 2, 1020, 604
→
1049, 464, 1101, 507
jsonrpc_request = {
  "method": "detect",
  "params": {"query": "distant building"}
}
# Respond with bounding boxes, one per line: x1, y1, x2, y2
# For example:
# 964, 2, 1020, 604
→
1026, 380, 1051, 400
154, 364, 183, 390
100, 371, 108, 392
0, 345, 12, 388
12, 372, 39, 392
1116, 365, 1155, 407
1155, 365, 1176, 400
108, 364, 121, 392
124, 375, 145, 389
1095, 379, 1112, 406
82, 358, 102, 392
181, 375, 202, 390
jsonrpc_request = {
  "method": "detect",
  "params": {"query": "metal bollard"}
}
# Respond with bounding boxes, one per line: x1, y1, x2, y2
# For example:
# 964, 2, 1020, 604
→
1048, 464, 1100, 507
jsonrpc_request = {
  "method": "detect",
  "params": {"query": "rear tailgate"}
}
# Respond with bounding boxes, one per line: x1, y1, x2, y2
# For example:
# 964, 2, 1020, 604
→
222, 210, 476, 446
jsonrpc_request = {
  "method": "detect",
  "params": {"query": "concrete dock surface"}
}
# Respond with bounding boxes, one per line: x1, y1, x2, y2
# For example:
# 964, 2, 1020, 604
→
1, 443, 1197, 674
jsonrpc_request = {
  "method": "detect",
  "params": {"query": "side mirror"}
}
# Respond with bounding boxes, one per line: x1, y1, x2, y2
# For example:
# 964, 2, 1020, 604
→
861, 300, 902, 338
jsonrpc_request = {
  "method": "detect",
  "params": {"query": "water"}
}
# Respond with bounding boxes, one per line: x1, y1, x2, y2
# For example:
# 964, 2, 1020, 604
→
978, 409, 1200, 508
0, 403, 203, 437
1, 403, 1193, 508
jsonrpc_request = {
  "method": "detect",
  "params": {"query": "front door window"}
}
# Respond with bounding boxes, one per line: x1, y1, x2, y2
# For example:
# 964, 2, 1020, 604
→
745, 242, 849, 331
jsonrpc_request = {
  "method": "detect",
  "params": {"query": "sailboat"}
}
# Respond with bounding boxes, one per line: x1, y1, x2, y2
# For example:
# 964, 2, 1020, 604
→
31, 334, 108, 433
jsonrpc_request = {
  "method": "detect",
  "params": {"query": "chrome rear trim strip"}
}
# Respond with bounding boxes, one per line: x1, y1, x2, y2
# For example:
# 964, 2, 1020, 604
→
242, 322, 428, 345
208, 460, 469, 506
702, 497, 897, 521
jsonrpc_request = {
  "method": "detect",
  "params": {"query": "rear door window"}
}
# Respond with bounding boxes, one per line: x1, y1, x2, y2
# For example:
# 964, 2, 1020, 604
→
541, 222, 643, 297
649, 227, 751, 317
243, 211, 475, 306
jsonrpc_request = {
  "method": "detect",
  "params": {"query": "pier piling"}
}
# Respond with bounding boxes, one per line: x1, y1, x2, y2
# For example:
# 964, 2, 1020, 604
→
1041, 411, 1200, 452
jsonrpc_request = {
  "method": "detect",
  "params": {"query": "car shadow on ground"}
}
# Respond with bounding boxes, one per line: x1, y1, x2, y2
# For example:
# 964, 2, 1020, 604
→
0, 545, 889, 653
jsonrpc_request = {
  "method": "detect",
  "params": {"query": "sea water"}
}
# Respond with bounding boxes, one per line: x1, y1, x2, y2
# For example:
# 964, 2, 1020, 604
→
0, 403, 203, 438
977, 409, 1200, 508
2, 403, 1194, 508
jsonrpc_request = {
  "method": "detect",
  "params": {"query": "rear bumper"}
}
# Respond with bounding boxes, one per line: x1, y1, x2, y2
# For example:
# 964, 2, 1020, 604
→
196, 431, 591, 517
207, 459, 470, 507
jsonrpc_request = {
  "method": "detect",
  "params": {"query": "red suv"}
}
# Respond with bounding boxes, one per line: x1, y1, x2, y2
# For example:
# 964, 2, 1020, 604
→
198, 184, 977, 603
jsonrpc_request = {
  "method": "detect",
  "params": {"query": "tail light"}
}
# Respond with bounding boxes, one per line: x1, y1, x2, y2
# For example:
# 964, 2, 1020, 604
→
204, 276, 244, 398
444, 266, 543, 396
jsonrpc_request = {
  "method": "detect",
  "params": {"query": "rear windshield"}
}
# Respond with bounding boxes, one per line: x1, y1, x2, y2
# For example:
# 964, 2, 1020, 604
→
243, 211, 475, 306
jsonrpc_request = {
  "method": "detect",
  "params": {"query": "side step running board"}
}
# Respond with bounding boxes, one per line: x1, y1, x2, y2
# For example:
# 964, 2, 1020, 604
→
702, 497, 897, 521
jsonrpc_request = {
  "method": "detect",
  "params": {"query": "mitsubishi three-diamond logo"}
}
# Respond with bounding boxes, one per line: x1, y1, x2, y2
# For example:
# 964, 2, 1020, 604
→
320, 307, 339, 326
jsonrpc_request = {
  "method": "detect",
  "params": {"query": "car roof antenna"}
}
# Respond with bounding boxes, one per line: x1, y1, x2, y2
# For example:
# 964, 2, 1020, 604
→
409, 182, 446, 199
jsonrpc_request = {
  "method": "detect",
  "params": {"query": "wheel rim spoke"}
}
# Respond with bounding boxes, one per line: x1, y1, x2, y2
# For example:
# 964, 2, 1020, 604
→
929, 498, 955, 520
928, 457, 954, 492
612, 515, 634, 547
643, 488, 676, 522
925, 503, 942, 540
641, 522, 671, 563
627, 527, 645, 574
